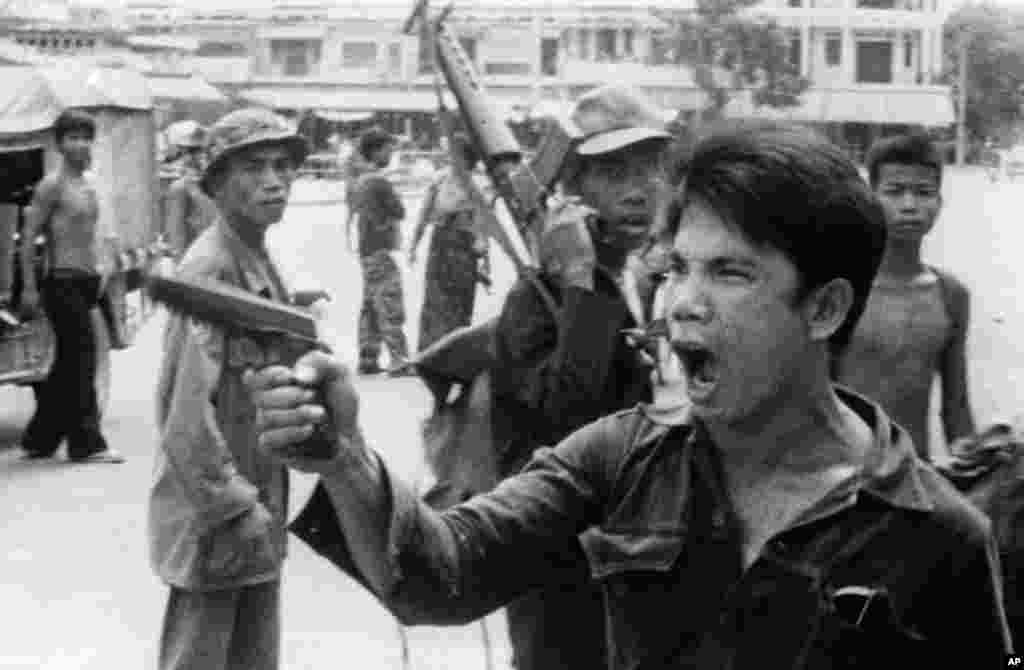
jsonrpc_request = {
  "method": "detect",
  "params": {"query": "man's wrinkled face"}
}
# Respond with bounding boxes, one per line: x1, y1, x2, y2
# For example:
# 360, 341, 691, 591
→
663, 201, 811, 424
59, 129, 93, 169
217, 144, 297, 230
874, 163, 942, 242
575, 140, 666, 253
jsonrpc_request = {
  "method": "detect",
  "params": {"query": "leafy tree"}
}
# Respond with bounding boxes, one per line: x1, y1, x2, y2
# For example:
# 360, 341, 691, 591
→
653, 0, 809, 120
943, 2, 1024, 144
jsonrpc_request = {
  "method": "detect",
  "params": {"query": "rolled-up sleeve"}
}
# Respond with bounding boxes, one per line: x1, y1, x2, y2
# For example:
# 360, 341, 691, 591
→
290, 414, 623, 626
156, 314, 260, 532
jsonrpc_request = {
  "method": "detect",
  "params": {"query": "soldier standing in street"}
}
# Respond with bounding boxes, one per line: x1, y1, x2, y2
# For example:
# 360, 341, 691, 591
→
163, 121, 219, 262
18, 109, 123, 464
148, 108, 310, 670
352, 127, 412, 376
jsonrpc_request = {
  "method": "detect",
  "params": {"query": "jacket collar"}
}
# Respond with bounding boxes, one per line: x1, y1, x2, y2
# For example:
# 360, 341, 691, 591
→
215, 219, 288, 301
636, 385, 934, 514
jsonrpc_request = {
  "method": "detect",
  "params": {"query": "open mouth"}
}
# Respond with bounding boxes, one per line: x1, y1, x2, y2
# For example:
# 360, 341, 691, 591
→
675, 342, 719, 397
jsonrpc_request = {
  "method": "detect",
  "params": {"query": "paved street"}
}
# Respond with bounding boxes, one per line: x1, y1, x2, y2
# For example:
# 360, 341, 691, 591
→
1, 167, 1023, 669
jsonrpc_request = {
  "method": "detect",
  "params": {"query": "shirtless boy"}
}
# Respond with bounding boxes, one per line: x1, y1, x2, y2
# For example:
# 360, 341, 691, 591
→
19, 109, 123, 463
833, 132, 975, 461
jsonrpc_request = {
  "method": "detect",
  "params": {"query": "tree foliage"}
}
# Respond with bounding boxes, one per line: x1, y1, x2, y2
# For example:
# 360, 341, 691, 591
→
655, 0, 809, 119
943, 2, 1024, 143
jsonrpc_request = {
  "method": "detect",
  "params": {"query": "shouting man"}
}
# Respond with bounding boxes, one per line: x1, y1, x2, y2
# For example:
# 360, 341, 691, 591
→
246, 123, 1012, 668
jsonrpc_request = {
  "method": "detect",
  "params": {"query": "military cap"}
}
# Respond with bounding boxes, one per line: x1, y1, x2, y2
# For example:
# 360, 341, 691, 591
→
200, 107, 311, 196
571, 84, 673, 156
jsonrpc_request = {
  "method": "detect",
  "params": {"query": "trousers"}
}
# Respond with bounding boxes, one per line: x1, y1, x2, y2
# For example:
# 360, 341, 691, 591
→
358, 250, 409, 366
21, 273, 108, 459
158, 581, 280, 670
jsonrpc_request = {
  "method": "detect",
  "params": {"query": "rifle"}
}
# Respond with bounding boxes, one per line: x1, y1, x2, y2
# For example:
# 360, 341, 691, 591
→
404, 0, 575, 320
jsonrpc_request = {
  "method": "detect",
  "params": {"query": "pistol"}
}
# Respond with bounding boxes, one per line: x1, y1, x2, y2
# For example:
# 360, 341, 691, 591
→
145, 273, 338, 458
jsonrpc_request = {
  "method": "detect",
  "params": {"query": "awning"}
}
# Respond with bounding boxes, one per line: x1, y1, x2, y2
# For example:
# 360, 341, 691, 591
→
239, 87, 458, 113
125, 35, 201, 53
724, 87, 955, 127
314, 110, 374, 122
145, 73, 226, 102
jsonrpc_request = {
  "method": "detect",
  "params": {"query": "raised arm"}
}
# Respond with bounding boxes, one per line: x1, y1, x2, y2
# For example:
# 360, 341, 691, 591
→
247, 353, 618, 625
938, 272, 976, 447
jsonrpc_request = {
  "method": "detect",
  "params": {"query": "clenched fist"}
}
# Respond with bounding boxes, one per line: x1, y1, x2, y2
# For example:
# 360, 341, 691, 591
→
243, 351, 363, 473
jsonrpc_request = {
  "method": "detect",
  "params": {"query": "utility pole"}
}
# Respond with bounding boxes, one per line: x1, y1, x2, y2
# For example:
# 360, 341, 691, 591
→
956, 26, 969, 166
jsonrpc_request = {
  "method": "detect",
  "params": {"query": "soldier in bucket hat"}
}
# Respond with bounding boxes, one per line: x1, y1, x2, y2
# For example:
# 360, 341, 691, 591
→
148, 107, 312, 670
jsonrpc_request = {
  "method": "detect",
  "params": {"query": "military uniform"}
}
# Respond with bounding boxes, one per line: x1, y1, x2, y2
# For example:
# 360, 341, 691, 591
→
149, 108, 310, 670
354, 169, 409, 371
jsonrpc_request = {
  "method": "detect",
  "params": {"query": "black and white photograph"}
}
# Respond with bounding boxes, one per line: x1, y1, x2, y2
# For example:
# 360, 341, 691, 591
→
1, 0, 1023, 668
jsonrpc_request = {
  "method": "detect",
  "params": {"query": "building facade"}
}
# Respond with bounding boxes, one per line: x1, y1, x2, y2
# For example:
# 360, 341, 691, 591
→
740, 0, 955, 155
8, 0, 954, 154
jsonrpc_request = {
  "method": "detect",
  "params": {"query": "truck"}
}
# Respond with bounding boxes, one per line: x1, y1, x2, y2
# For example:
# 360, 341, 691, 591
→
0, 63, 169, 417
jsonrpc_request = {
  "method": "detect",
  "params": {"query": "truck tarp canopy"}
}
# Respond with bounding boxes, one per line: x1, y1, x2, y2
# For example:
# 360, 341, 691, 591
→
0, 64, 153, 137
0, 64, 159, 254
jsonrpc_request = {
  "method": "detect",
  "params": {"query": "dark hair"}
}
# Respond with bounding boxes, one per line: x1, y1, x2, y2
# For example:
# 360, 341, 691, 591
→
53, 109, 96, 144
358, 127, 396, 161
865, 131, 943, 188
664, 120, 888, 355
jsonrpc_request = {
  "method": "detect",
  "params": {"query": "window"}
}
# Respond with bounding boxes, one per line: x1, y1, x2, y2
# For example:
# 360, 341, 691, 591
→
904, 33, 913, 67
789, 35, 802, 71
596, 28, 616, 61
856, 40, 893, 83
387, 43, 402, 75
789, 0, 803, 6
577, 28, 590, 60
341, 41, 377, 69
622, 29, 634, 58
271, 39, 321, 76
825, 34, 841, 66
541, 37, 560, 76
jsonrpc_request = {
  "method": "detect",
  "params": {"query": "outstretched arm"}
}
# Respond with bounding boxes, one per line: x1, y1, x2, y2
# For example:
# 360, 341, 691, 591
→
246, 352, 617, 625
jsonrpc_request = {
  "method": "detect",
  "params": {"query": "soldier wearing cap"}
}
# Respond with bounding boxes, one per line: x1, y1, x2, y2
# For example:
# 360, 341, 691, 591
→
148, 108, 310, 670
163, 120, 219, 261
351, 126, 411, 375
484, 83, 673, 670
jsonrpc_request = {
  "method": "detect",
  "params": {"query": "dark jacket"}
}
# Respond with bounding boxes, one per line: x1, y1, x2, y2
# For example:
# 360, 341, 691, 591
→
491, 268, 654, 475
290, 388, 1013, 669
355, 172, 405, 257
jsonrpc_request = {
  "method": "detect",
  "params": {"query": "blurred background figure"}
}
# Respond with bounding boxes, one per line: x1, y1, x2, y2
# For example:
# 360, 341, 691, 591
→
407, 134, 492, 353
162, 120, 218, 262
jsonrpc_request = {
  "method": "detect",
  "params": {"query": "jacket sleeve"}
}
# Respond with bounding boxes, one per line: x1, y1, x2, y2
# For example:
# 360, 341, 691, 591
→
155, 313, 261, 532
918, 516, 1015, 665
494, 275, 631, 437
289, 415, 624, 626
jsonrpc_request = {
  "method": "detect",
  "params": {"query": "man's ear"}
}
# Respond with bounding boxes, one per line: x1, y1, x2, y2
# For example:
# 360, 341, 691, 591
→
803, 278, 854, 343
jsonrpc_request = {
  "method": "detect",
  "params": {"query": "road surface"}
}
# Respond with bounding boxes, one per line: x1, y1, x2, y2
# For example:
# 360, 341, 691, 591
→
1, 168, 1023, 669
